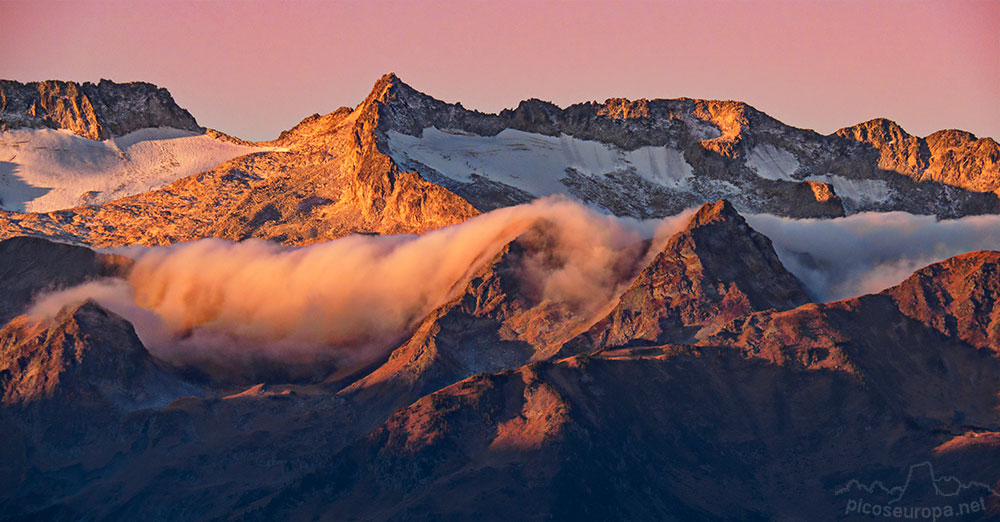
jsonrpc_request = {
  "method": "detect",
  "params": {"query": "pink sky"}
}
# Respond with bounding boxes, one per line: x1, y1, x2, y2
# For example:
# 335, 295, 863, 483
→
2, 0, 997, 142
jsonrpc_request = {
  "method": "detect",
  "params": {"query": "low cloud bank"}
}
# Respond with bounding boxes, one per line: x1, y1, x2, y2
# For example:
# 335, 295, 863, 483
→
747, 212, 1000, 301
28, 199, 1000, 379
30, 198, 686, 378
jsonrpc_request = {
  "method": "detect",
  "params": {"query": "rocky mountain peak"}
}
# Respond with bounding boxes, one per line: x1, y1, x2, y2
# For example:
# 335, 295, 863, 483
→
835, 117, 930, 176
837, 117, 913, 143
497, 98, 562, 133
355, 73, 500, 138
362, 72, 421, 108
570, 200, 810, 349
340, 221, 648, 418
888, 250, 1000, 352
677, 200, 811, 309
684, 198, 742, 229
0, 299, 184, 407
0, 78, 202, 140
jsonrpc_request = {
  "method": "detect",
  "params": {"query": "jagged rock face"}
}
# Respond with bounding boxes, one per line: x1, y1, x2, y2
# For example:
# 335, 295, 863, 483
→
925, 129, 1000, 193
697, 251, 1000, 425
0, 77, 478, 247
841, 120, 1000, 194
0, 73, 998, 247
376, 74, 998, 219
836, 118, 931, 177
887, 251, 1000, 352
574, 200, 810, 349
0, 79, 202, 140
0, 236, 131, 323
341, 223, 651, 420
0, 301, 184, 408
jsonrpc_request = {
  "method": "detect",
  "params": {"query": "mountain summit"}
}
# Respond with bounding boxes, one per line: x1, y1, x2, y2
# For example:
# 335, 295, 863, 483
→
573, 199, 810, 349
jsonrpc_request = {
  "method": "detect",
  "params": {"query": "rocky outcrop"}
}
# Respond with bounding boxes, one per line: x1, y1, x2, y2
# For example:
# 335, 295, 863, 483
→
836, 118, 931, 177
0, 79, 202, 139
925, 129, 1000, 193
572, 200, 810, 350
838, 119, 1000, 195
0, 300, 186, 407
887, 250, 1000, 352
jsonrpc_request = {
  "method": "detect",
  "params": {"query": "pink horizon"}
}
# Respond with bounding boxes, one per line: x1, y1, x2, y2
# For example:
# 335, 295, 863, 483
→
1, 0, 997, 142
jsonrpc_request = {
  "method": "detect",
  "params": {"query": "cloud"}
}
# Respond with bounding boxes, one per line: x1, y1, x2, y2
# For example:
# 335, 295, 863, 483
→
28, 197, 680, 380
746, 212, 1000, 301
30, 198, 1000, 380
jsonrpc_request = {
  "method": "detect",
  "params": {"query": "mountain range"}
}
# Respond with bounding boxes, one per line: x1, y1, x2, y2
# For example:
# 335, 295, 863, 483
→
1, 74, 999, 246
0, 74, 998, 521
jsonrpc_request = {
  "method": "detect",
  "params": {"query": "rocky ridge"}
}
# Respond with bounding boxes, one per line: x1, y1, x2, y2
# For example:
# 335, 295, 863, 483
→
241, 247, 1000, 521
0, 79, 202, 140
0, 77, 479, 247
341, 221, 651, 420
375, 74, 1000, 219
571, 200, 810, 350
1, 74, 999, 248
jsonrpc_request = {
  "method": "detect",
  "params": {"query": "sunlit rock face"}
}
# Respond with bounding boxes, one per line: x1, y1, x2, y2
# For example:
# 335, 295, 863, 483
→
571, 199, 811, 351
377, 74, 1000, 219
2, 73, 1000, 248
0, 79, 202, 140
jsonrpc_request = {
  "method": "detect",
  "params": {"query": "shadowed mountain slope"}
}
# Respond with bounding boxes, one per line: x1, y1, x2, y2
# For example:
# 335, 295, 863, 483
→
571, 200, 810, 351
0, 236, 130, 324
241, 251, 1000, 522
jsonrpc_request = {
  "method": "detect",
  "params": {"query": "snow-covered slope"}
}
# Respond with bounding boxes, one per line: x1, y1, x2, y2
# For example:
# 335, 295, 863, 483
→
746, 144, 799, 181
0, 127, 282, 212
387, 127, 694, 198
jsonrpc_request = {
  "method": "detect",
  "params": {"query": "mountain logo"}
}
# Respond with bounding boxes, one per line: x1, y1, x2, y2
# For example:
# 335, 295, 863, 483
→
835, 462, 999, 520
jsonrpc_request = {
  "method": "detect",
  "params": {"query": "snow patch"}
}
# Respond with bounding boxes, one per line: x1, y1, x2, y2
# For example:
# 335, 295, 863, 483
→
806, 174, 893, 206
387, 127, 694, 198
0, 127, 284, 212
746, 144, 799, 181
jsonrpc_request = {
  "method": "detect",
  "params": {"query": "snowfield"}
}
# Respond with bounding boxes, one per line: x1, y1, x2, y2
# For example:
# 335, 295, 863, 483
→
746, 144, 799, 181
0, 127, 283, 212
806, 173, 894, 207
387, 127, 695, 197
